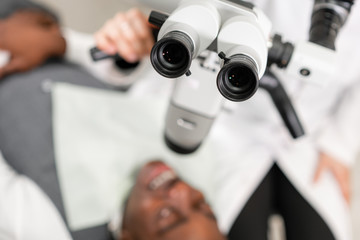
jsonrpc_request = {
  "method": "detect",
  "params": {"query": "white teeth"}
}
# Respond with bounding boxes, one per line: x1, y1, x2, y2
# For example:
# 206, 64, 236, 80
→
149, 170, 177, 190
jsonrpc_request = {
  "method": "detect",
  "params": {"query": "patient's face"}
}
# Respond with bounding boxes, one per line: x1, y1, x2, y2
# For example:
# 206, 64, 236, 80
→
0, 10, 66, 77
121, 161, 225, 240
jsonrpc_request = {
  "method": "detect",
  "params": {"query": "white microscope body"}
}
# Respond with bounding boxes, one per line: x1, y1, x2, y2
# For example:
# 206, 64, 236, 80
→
91, 0, 353, 154
145, 0, 272, 153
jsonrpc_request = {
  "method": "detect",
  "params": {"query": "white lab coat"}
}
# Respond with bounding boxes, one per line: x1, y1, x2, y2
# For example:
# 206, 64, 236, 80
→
210, 1, 360, 239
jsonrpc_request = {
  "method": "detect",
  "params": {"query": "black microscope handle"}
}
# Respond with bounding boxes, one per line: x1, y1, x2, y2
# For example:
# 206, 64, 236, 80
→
260, 69, 305, 139
89, 29, 159, 62
90, 47, 120, 62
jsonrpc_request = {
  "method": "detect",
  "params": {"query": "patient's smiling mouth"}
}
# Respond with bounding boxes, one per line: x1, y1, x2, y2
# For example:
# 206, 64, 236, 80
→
142, 161, 178, 190
149, 170, 177, 190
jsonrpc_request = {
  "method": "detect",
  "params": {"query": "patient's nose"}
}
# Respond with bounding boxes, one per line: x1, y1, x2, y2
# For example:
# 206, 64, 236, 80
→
168, 182, 204, 213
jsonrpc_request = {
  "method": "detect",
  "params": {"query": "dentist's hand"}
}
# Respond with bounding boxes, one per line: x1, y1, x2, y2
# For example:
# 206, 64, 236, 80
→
94, 8, 154, 63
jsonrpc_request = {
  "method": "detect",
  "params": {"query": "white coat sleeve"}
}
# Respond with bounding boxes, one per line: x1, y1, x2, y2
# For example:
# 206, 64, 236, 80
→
62, 28, 142, 88
0, 152, 72, 240
316, 83, 360, 167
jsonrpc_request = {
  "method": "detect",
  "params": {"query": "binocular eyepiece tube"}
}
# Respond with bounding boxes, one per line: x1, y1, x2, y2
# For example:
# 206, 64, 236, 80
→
150, 31, 194, 78
149, 0, 222, 78
217, 53, 259, 102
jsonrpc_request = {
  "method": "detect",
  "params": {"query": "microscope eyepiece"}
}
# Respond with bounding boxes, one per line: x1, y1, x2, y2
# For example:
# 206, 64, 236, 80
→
160, 42, 187, 69
150, 31, 193, 78
217, 54, 259, 102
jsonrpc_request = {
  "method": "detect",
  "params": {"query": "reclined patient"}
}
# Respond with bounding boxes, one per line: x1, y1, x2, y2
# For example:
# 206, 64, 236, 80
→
0, 151, 225, 240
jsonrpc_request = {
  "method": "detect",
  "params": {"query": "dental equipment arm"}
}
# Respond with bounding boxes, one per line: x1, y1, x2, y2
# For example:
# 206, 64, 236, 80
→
261, 0, 354, 139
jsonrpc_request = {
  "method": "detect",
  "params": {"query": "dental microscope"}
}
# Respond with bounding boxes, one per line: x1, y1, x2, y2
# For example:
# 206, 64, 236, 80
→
91, 0, 354, 154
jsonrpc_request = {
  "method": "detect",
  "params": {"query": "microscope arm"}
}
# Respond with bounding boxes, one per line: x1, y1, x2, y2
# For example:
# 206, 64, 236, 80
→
259, 69, 305, 139
262, 0, 355, 139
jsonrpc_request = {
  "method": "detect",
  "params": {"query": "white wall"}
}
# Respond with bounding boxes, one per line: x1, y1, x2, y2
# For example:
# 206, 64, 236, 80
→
34, 0, 151, 33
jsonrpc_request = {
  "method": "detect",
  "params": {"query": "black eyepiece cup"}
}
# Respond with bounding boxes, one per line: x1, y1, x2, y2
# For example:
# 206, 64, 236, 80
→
217, 54, 259, 102
150, 31, 193, 78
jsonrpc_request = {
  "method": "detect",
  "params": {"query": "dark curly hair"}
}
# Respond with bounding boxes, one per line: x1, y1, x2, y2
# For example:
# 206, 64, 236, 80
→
0, 0, 59, 22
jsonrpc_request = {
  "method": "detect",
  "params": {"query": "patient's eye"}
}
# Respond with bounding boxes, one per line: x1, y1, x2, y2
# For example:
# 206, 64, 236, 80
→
38, 18, 56, 29
159, 207, 173, 218
32, 13, 57, 29
194, 199, 216, 220
157, 206, 183, 233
